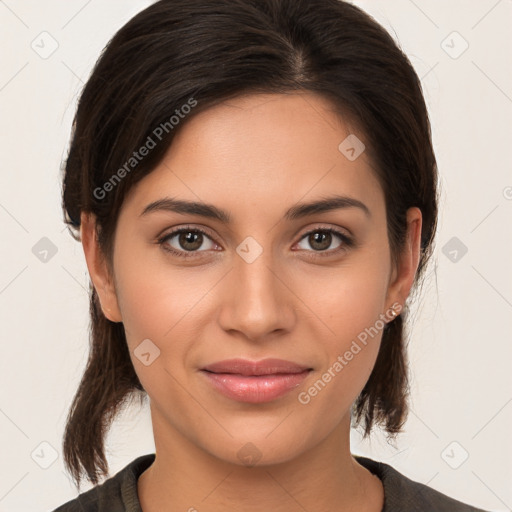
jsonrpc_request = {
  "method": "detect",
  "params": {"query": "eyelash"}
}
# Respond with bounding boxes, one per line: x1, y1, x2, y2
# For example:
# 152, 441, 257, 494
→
157, 225, 354, 259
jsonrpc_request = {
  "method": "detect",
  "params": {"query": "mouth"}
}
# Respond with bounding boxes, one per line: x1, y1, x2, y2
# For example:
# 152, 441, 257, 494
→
200, 358, 313, 403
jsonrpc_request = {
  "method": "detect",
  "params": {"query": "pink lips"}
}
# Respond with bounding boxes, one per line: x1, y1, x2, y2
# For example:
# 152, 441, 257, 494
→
200, 358, 312, 403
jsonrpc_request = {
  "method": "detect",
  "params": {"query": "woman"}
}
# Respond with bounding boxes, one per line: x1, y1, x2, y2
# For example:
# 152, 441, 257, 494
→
54, 0, 488, 510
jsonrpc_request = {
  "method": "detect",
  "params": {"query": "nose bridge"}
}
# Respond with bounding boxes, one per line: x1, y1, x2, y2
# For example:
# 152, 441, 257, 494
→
219, 236, 293, 339
235, 239, 282, 312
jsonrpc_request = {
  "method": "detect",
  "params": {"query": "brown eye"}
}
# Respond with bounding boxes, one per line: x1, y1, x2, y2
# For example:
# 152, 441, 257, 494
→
307, 231, 334, 251
295, 228, 353, 256
159, 227, 219, 257
177, 231, 204, 251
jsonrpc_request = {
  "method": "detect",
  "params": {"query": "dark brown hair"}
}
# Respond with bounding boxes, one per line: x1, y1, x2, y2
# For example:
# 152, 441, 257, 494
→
61, 0, 438, 489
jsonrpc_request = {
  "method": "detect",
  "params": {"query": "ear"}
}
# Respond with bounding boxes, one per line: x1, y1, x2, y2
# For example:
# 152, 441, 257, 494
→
80, 212, 122, 323
385, 207, 423, 314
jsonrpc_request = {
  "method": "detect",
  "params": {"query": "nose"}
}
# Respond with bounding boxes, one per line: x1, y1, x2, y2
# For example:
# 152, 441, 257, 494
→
217, 246, 296, 343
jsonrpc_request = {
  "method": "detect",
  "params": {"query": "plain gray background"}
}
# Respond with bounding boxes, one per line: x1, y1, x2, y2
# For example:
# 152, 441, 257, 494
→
0, 1, 511, 510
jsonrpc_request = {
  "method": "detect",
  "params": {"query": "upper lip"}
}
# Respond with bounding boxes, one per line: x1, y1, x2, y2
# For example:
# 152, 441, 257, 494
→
201, 358, 312, 376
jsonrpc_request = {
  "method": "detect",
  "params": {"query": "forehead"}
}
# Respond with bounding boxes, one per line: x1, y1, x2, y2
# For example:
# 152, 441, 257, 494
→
121, 92, 384, 221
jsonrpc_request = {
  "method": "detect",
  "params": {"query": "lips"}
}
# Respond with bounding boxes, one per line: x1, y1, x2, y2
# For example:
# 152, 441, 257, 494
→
200, 358, 313, 403
202, 358, 311, 376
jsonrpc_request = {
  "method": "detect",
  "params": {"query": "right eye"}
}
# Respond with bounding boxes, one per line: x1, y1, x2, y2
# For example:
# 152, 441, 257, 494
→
158, 226, 221, 258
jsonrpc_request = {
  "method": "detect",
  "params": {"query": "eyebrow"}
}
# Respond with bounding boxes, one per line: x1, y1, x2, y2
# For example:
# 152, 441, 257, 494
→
140, 194, 370, 222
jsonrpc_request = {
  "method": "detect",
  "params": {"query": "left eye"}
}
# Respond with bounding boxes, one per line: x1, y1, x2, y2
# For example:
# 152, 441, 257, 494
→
295, 228, 349, 253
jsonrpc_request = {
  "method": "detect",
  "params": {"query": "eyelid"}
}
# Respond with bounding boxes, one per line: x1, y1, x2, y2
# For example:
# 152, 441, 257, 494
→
297, 224, 352, 242
157, 224, 216, 242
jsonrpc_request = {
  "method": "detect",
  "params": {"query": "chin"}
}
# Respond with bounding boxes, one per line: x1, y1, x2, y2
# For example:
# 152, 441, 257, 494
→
198, 429, 311, 469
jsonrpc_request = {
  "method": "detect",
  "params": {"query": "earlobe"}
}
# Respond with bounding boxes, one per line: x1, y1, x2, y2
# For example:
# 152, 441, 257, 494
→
80, 212, 123, 323
385, 207, 423, 316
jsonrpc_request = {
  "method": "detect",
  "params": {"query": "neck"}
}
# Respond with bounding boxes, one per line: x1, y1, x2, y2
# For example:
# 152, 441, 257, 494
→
138, 408, 384, 512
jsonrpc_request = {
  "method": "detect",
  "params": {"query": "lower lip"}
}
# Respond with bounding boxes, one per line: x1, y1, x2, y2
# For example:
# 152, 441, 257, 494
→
200, 370, 311, 403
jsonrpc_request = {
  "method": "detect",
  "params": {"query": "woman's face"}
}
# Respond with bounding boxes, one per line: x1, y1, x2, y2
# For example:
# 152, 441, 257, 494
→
88, 92, 420, 466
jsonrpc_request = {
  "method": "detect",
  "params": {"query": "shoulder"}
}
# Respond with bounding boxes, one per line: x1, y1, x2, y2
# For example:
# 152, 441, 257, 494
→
355, 455, 490, 512
51, 453, 155, 512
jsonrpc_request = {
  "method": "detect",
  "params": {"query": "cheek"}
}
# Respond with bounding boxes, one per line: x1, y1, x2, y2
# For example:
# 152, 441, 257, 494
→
295, 256, 390, 408
304, 255, 390, 349
112, 249, 222, 384
296, 290, 386, 435
113, 244, 205, 339
113, 266, 198, 403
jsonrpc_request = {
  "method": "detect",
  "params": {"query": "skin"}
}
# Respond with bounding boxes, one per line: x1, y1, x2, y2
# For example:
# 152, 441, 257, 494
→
81, 92, 422, 512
